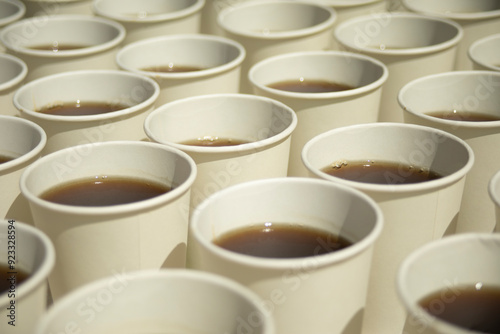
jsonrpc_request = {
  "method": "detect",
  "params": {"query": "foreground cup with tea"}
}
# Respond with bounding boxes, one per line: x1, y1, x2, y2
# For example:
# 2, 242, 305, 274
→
20, 141, 197, 300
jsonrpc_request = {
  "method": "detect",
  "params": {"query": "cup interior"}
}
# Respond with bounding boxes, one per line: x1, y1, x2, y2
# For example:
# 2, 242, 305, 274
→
93, 0, 202, 21
0, 116, 45, 166
0, 0, 25, 27
0, 54, 27, 91
469, 34, 500, 71
403, 0, 500, 16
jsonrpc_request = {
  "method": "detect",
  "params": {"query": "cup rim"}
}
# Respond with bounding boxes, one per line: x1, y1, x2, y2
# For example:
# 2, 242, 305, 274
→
0, 0, 25, 27
92, 0, 205, 23
468, 33, 500, 72
0, 14, 126, 57
13, 69, 160, 122
189, 177, 384, 269
217, 0, 337, 40
402, 0, 500, 20
144, 93, 298, 154
317, 0, 383, 8
0, 115, 46, 172
116, 33, 246, 79
334, 12, 463, 56
34, 268, 275, 334
0, 53, 27, 91
301, 122, 475, 194
0, 220, 55, 306
248, 50, 389, 99
396, 233, 500, 334
399, 70, 500, 128
19, 140, 198, 216
488, 169, 500, 208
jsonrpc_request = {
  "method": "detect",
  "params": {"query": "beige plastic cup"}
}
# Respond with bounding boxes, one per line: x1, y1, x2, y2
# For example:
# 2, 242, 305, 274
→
488, 170, 500, 233
0, 219, 55, 334
116, 34, 245, 106
302, 122, 474, 334
248, 50, 388, 177
35, 269, 275, 334
335, 12, 463, 123
22, 0, 94, 17
0, 116, 46, 225
217, 0, 337, 93
0, 53, 27, 116
399, 70, 500, 234
402, 0, 500, 70
93, 0, 205, 45
19, 141, 197, 300
0, 14, 125, 82
144, 93, 297, 212
397, 233, 500, 334
13, 69, 159, 155
187, 177, 383, 334
469, 33, 500, 72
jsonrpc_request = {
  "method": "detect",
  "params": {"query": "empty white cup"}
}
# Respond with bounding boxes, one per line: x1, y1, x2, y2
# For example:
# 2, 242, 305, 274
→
22, 0, 94, 17
0, 53, 27, 116
489, 170, 500, 233
469, 33, 500, 72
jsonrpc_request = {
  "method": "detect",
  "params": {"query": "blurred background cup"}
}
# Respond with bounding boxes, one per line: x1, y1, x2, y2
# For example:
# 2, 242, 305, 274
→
92, 0, 205, 45
116, 34, 245, 106
301, 122, 474, 334
0, 219, 55, 334
468, 33, 500, 72
22, 0, 94, 17
489, 170, 500, 233
13, 69, 159, 155
0, 0, 25, 52
0, 116, 46, 225
248, 50, 388, 177
0, 14, 125, 82
334, 12, 463, 123
402, 0, 500, 70
187, 177, 383, 334
397, 233, 500, 334
144, 93, 297, 212
20, 141, 197, 300
399, 71, 500, 234
0, 53, 27, 116
217, 0, 337, 93
35, 269, 275, 334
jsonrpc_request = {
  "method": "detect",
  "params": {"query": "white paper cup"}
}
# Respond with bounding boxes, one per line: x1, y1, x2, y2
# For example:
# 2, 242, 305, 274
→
469, 33, 500, 72
0, 116, 46, 225
0, 14, 125, 82
399, 70, 500, 234
187, 177, 383, 334
144, 93, 297, 211
302, 122, 474, 334
0, 219, 55, 334
397, 233, 500, 334
0, 53, 27, 116
249, 50, 388, 177
0, 0, 25, 29
218, 0, 337, 93
35, 269, 275, 334
14, 69, 159, 155
335, 12, 463, 123
402, 0, 500, 70
116, 34, 245, 106
19, 141, 197, 300
22, 0, 93, 17
93, 0, 204, 45
488, 170, 500, 233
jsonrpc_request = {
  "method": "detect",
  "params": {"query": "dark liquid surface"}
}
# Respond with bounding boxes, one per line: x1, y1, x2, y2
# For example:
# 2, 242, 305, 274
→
0, 264, 30, 295
267, 79, 355, 93
41, 176, 171, 206
37, 101, 130, 116
0, 155, 15, 164
179, 137, 251, 147
214, 223, 353, 259
28, 43, 89, 52
419, 285, 500, 334
425, 110, 500, 122
321, 160, 443, 185
141, 64, 204, 73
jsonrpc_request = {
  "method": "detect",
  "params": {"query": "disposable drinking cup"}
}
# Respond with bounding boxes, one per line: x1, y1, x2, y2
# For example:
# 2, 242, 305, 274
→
488, 170, 500, 233
402, 0, 500, 70
399, 70, 500, 234
302, 122, 474, 334
335, 12, 463, 122
397, 233, 500, 334
22, 0, 94, 17
0, 116, 46, 225
468, 33, 500, 72
13, 69, 159, 155
187, 177, 384, 334
0, 53, 27, 116
0, 14, 125, 82
35, 269, 275, 334
19, 141, 197, 300
144, 93, 297, 211
0, 0, 25, 29
248, 50, 388, 177
93, 0, 205, 45
116, 34, 245, 106
0, 219, 55, 334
